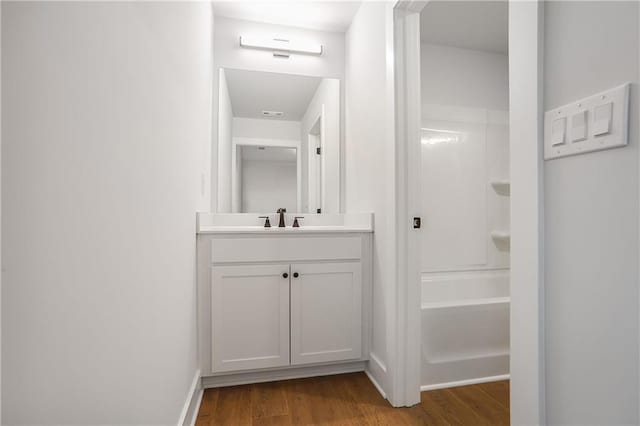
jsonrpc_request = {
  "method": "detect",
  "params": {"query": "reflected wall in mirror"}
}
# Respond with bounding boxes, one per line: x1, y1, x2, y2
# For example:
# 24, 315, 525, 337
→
237, 146, 298, 213
217, 68, 340, 214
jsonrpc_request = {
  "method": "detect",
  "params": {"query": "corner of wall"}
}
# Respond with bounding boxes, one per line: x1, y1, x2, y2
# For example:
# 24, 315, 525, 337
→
0, 0, 3, 421
345, 0, 396, 405
365, 352, 389, 400
177, 370, 202, 426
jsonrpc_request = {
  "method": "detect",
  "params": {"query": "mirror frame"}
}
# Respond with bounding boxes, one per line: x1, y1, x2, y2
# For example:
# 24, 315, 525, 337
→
215, 67, 341, 214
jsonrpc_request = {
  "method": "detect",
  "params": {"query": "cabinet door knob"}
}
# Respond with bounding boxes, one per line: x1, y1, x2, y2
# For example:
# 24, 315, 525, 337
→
293, 272, 299, 278
283, 273, 289, 279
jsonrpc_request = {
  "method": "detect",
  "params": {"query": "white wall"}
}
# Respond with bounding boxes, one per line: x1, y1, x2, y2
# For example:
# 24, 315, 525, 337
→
231, 118, 301, 213
421, 43, 508, 110
217, 69, 233, 212
212, 16, 345, 212
1, 2, 212, 424
242, 159, 297, 213
233, 117, 301, 140
345, 1, 396, 401
301, 78, 340, 213
0, 2, 3, 421
544, 1, 639, 424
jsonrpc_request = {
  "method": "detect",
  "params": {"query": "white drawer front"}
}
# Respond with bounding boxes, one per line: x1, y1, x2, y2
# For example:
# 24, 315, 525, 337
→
211, 237, 362, 263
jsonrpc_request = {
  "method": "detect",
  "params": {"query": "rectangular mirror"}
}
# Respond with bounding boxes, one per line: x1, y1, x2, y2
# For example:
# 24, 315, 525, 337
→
216, 68, 340, 214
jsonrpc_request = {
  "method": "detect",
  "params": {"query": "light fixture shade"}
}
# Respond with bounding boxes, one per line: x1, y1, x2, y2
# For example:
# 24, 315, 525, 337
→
239, 36, 323, 56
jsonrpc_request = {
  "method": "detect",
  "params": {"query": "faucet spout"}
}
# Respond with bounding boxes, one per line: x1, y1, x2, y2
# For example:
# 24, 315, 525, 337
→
277, 208, 287, 228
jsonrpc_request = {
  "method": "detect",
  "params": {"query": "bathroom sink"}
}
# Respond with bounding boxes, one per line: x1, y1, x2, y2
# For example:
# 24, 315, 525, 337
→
196, 213, 373, 234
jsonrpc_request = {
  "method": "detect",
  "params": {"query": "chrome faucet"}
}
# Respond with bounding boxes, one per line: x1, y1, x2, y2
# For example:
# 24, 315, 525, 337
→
277, 208, 286, 227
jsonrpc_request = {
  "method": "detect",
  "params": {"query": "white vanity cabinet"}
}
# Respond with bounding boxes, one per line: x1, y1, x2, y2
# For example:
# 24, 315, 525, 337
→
197, 226, 372, 382
211, 264, 290, 372
290, 262, 362, 365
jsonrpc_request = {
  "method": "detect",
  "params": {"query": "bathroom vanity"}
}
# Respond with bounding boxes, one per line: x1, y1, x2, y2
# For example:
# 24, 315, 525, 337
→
196, 213, 373, 387
198, 62, 375, 387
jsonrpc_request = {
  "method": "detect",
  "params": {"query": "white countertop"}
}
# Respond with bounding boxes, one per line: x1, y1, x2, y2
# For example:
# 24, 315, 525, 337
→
198, 225, 373, 235
196, 212, 374, 235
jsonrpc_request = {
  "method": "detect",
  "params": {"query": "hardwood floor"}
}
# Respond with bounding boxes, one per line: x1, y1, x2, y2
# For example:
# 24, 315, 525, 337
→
195, 373, 509, 425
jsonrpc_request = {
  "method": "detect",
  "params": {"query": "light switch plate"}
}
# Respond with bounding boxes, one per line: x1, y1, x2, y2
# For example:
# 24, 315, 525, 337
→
544, 83, 630, 160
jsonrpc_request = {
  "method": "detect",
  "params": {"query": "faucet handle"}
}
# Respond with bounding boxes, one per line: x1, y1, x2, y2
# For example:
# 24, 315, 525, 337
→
293, 217, 304, 228
258, 216, 271, 228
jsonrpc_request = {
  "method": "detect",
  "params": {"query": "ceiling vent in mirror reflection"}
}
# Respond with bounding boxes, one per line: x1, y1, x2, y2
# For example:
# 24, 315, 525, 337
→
262, 110, 285, 118
239, 36, 323, 57
421, 128, 463, 146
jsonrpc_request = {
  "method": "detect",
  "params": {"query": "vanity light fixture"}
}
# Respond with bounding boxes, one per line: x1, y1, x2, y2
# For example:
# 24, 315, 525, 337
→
239, 36, 323, 58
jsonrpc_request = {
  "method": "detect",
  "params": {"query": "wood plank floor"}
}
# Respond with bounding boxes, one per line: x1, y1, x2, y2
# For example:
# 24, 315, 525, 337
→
195, 373, 509, 425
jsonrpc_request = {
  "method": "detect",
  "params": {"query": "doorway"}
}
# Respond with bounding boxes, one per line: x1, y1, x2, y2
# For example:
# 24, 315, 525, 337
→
393, 1, 545, 422
418, 1, 511, 392
307, 113, 324, 213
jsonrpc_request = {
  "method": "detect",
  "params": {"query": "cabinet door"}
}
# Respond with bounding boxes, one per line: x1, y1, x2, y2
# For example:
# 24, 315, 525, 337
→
211, 264, 290, 372
290, 262, 362, 365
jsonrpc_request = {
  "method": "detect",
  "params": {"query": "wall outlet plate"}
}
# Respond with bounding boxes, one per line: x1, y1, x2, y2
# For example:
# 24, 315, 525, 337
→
544, 83, 630, 160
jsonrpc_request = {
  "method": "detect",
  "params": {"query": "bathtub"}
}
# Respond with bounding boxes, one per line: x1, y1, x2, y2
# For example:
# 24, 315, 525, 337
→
421, 269, 510, 390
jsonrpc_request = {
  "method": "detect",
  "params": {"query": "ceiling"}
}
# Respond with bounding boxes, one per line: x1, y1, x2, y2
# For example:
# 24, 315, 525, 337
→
420, 1, 508, 54
225, 68, 322, 121
213, 1, 362, 33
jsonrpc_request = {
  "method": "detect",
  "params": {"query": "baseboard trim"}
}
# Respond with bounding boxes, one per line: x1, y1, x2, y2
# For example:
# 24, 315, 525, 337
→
178, 369, 202, 426
365, 369, 386, 399
420, 374, 510, 392
365, 352, 387, 400
187, 389, 204, 426
369, 352, 387, 373
201, 361, 366, 389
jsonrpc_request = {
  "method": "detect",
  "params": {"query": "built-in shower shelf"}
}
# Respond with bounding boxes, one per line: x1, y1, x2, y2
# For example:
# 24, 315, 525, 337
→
422, 296, 510, 310
491, 231, 511, 243
490, 180, 511, 194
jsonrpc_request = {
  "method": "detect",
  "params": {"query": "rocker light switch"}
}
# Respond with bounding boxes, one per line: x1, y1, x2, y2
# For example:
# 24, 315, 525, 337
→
593, 102, 613, 136
551, 117, 566, 146
571, 110, 588, 142
544, 83, 629, 160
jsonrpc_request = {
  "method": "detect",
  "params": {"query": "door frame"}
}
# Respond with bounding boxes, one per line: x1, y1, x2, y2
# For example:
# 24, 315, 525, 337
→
307, 109, 325, 213
392, 1, 546, 422
230, 137, 302, 213
392, 0, 424, 408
